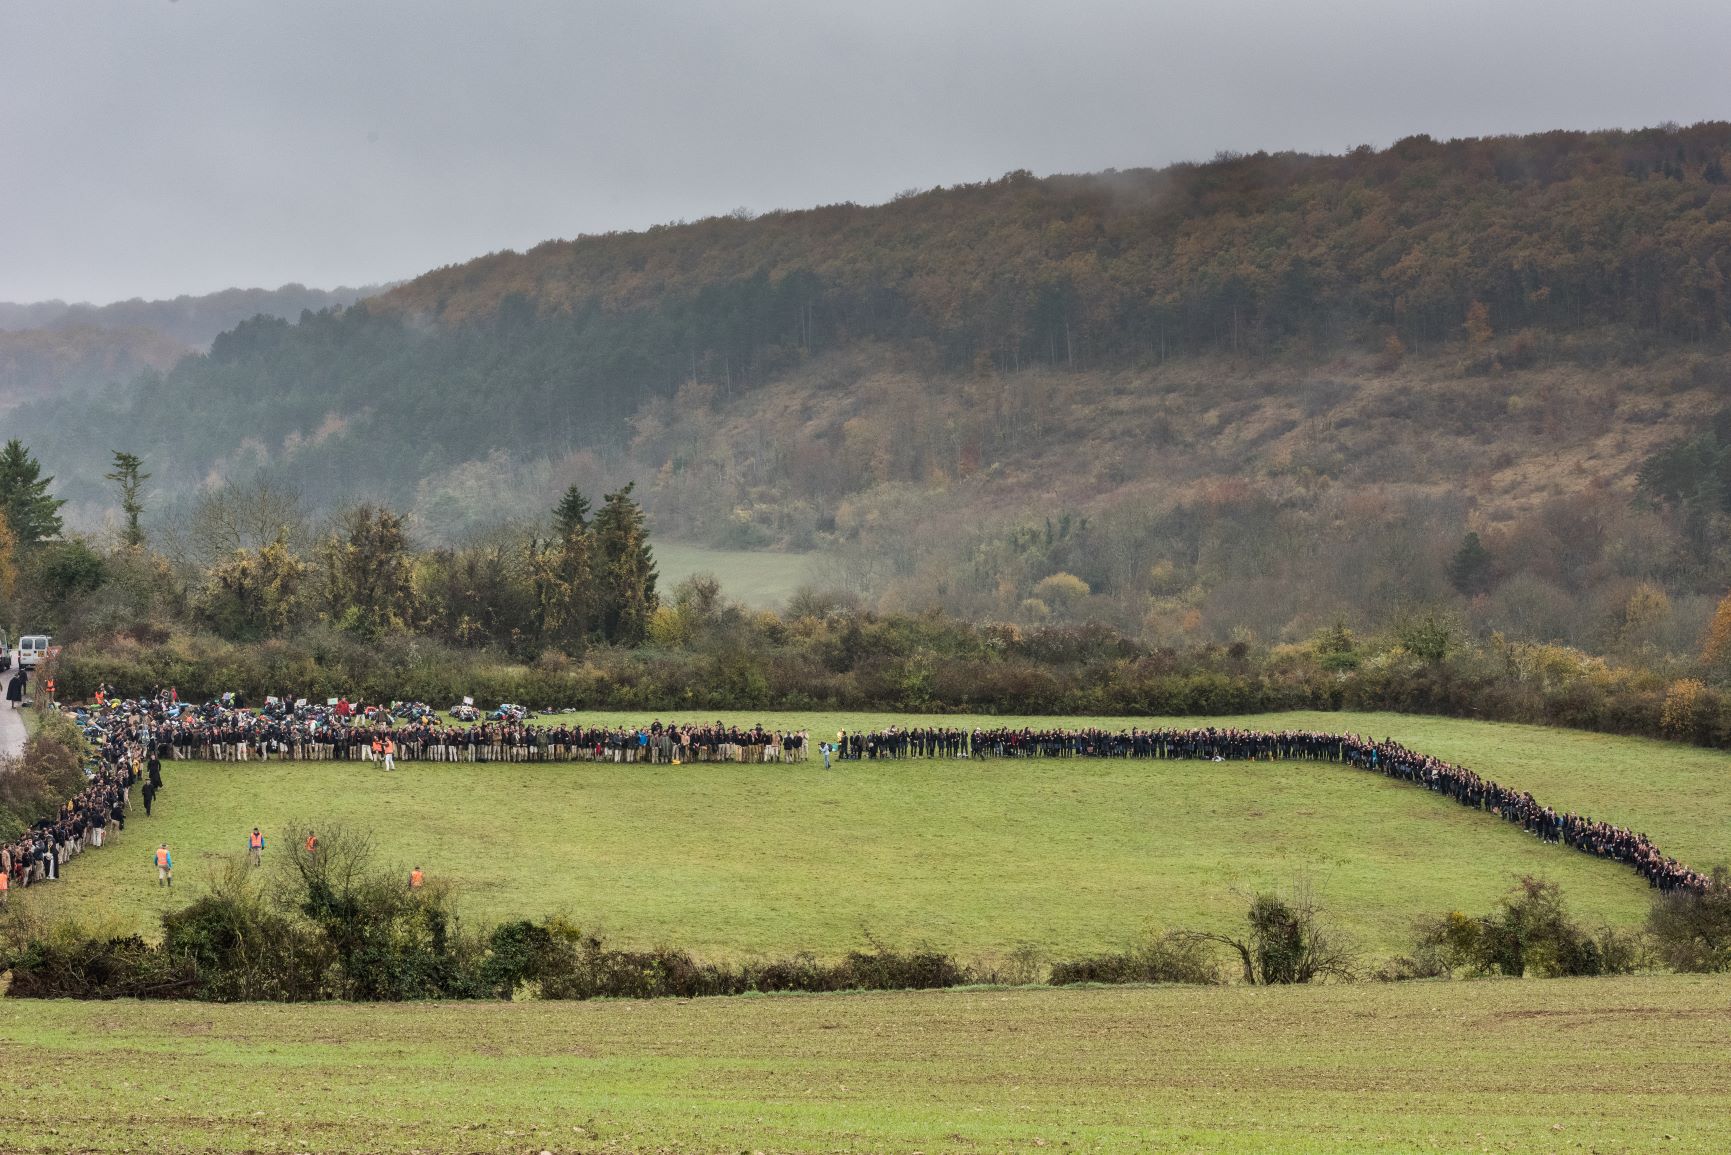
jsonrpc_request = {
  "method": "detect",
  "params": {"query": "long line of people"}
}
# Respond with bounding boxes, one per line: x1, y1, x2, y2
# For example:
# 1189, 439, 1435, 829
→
10, 692, 1715, 903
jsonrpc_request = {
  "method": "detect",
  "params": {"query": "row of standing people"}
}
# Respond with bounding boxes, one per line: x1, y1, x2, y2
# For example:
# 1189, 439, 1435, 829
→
63, 697, 1722, 897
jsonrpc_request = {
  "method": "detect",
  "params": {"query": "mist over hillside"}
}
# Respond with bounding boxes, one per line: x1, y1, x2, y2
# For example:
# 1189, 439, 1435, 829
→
10, 124, 1731, 653
0, 323, 189, 405
0, 282, 388, 348
0, 282, 390, 407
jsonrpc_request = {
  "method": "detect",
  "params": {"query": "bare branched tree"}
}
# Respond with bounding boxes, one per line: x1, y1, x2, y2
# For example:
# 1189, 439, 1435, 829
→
163, 474, 310, 568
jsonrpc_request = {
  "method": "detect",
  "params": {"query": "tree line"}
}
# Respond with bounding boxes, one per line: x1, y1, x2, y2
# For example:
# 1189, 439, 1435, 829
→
0, 438, 658, 652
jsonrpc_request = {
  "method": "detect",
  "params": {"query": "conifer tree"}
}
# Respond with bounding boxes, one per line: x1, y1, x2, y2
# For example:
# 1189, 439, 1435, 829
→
592, 482, 658, 644
532, 486, 596, 648
1447, 532, 1495, 597
106, 450, 150, 548
553, 485, 591, 537
0, 439, 64, 546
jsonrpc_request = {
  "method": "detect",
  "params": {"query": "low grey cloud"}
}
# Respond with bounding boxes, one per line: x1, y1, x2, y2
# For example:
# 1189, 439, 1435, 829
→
3, 0, 1728, 301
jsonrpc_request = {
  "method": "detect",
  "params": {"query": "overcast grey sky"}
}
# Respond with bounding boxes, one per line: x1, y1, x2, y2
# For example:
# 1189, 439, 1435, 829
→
4, 0, 1729, 303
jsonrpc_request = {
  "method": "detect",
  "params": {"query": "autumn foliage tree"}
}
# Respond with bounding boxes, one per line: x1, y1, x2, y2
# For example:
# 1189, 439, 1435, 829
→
0, 510, 16, 612
196, 537, 308, 640
1702, 590, 1731, 675
313, 505, 418, 638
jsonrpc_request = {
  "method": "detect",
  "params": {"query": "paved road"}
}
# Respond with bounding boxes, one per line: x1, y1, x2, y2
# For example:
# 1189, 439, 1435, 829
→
0, 654, 26, 760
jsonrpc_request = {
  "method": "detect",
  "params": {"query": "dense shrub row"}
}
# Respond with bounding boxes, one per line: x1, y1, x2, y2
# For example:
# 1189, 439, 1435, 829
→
49, 620, 1731, 749
7, 856, 1726, 1002
0, 829, 977, 1002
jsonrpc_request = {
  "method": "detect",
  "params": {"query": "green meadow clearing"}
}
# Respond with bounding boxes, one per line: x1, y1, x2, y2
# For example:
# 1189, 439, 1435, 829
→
25, 711, 1731, 957
652, 541, 814, 607
3, 976, 1729, 1153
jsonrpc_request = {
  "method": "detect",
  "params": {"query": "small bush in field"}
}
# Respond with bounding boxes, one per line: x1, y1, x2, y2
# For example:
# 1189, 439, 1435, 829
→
1408, 877, 1651, 979
1646, 866, 1731, 973
1050, 930, 1221, 986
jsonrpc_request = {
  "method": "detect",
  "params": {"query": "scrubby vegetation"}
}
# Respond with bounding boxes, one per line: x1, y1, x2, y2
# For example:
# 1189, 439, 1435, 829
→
7, 846, 1724, 1001
1390, 876, 1651, 980
0, 709, 88, 842
41, 607, 1731, 750
0, 825, 979, 1001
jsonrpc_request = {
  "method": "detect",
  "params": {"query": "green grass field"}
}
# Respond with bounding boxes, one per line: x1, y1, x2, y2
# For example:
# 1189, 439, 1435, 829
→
25, 711, 1730, 958
3, 976, 1728, 1153
652, 541, 814, 607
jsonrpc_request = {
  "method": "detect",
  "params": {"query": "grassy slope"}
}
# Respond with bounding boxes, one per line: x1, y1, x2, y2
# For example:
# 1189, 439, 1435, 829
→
26, 712, 1729, 956
651, 541, 814, 607
3, 977, 1729, 1153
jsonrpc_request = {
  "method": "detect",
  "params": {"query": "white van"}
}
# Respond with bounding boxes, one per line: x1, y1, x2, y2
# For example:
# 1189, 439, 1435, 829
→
18, 635, 52, 669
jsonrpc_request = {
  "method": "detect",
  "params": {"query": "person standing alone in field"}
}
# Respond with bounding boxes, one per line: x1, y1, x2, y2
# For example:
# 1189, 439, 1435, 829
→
409, 865, 423, 889
248, 827, 265, 867
155, 843, 172, 887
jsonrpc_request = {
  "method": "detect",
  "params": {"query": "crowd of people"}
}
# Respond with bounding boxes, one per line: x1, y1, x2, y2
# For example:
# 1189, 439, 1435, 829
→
2, 736, 141, 899
69, 690, 821, 766
2, 689, 1715, 903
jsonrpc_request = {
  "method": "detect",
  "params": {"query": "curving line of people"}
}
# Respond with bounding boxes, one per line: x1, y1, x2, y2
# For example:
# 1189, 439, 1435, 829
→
7, 693, 1714, 903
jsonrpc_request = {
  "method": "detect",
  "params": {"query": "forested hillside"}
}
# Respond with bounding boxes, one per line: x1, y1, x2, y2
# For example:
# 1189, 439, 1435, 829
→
0, 283, 385, 408
0, 323, 187, 404
9, 123, 1731, 654
0, 282, 384, 349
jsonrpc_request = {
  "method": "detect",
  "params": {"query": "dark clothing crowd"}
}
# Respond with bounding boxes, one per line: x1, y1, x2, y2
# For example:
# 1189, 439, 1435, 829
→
828, 723, 1713, 895
2, 742, 137, 895
14, 691, 1714, 902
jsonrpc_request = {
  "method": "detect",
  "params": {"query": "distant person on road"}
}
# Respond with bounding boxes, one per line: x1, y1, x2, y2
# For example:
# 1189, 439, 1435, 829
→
5, 670, 23, 708
248, 827, 265, 867
155, 843, 172, 887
